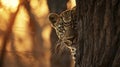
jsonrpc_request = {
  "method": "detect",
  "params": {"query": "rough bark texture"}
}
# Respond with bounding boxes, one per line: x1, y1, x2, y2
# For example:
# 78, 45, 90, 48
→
76, 0, 120, 67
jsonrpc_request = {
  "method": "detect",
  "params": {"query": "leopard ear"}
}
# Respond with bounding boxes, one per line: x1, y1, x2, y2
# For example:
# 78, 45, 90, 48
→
48, 13, 60, 26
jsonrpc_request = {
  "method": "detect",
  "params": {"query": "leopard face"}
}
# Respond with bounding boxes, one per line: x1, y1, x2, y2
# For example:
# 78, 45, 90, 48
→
49, 13, 65, 39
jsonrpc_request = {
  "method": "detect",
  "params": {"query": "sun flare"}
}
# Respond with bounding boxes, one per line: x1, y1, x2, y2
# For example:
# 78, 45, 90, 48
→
1, 0, 19, 9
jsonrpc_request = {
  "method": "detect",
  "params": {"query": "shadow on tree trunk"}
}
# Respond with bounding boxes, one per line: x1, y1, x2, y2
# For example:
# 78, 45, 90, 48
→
75, 0, 120, 67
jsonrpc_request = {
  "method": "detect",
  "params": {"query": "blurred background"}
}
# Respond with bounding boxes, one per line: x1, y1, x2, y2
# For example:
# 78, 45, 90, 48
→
0, 0, 76, 67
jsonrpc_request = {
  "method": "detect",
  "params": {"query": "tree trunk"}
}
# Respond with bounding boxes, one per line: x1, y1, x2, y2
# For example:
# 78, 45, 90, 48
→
75, 0, 120, 67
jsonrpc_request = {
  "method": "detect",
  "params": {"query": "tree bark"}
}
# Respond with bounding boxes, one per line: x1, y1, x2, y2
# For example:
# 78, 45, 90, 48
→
75, 0, 120, 67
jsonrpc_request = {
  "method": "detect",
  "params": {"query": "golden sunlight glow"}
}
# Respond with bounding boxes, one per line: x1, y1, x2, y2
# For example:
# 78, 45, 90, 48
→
67, 0, 76, 9
42, 25, 51, 48
1, 0, 19, 8
30, 0, 49, 17
1, 0, 19, 12
12, 6, 32, 51
0, 8, 10, 31
0, 0, 51, 66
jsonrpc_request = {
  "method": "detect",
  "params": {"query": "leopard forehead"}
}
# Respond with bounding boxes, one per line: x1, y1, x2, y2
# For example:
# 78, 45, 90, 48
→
60, 10, 72, 23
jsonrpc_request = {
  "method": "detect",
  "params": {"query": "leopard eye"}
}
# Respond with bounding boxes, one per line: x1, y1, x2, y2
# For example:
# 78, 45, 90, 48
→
64, 17, 71, 23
